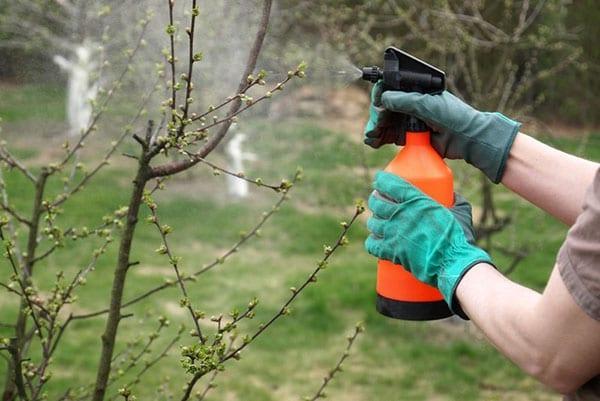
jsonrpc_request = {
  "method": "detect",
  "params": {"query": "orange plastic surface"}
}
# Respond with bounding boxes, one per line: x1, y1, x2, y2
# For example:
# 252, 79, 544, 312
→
376, 131, 454, 302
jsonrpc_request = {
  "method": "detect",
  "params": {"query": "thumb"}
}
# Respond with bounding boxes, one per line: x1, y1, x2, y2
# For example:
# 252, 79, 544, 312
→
450, 193, 477, 244
381, 91, 427, 115
370, 80, 385, 107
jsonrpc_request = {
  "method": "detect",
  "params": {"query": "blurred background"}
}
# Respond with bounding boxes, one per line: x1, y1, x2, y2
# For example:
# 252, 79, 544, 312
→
0, 0, 598, 400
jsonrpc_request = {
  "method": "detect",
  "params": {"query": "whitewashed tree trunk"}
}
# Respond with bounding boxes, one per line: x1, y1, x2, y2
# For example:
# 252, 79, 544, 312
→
53, 42, 98, 138
225, 132, 257, 199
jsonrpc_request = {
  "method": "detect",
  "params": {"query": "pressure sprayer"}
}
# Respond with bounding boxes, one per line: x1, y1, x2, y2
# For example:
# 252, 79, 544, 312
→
361, 47, 454, 321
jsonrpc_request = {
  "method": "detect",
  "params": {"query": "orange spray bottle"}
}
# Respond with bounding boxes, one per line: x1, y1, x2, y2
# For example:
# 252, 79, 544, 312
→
362, 48, 454, 320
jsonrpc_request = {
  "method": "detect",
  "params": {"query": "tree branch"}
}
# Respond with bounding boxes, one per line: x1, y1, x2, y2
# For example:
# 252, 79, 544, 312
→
148, 0, 273, 178
146, 199, 206, 343
0, 146, 37, 184
305, 323, 364, 401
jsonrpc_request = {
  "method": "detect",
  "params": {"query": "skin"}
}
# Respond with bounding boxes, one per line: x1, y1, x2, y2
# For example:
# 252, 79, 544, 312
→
456, 132, 600, 394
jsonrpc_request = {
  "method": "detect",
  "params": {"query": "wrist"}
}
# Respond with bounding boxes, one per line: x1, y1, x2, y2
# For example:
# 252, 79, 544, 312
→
439, 246, 493, 319
452, 262, 496, 319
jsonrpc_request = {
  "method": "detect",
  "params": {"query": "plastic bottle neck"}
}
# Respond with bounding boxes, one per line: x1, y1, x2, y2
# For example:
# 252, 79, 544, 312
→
405, 131, 431, 146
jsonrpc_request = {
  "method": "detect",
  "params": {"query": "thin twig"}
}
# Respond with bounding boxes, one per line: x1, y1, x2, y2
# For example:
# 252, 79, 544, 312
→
0, 146, 36, 183
179, 149, 291, 192
0, 226, 44, 340
0, 203, 31, 227
106, 320, 169, 389
147, 203, 205, 343
179, 0, 199, 125
114, 328, 183, 399
305, 324, 364, 401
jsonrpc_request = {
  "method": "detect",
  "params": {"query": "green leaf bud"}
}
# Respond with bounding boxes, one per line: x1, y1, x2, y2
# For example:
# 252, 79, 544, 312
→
166, 25, 176, 35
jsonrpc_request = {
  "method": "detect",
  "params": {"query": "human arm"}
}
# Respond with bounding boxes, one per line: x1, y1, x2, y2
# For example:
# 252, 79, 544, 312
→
456, 263, 600, 394
502, 133, 599, 225
365, 172, 600, 394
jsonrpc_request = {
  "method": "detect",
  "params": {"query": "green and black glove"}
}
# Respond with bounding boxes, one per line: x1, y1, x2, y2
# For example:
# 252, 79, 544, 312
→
363, 85, 521, 183
365, 171, 493, 318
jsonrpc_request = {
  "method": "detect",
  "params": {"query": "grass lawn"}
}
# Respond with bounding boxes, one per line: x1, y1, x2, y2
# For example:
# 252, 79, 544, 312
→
1, 84, 599, 400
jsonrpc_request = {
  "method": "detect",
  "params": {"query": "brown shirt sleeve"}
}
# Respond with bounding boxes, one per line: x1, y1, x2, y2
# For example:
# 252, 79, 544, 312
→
557, 167, 600, 321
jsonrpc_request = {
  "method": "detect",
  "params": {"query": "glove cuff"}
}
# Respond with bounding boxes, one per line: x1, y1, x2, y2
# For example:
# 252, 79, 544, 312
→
470, 112, 520, 184
438, 245, 493, 319
490, 113, 520, 184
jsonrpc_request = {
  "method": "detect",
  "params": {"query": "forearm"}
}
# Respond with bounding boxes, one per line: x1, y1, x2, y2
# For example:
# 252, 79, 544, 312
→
501, 133, 599, 225
456, 263, 600, 393
456, 264, 547, 385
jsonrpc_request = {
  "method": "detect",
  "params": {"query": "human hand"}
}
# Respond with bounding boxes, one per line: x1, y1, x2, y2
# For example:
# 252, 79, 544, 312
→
365, 171, 493, 316
365, 86, 521, 183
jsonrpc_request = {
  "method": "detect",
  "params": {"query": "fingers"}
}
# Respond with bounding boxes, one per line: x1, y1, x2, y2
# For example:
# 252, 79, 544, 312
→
364, 131, 385, 149
381, 90, 425, 114
366, 215, 386, 238
364, 234, 382, 258
381, 90, 470, 132
373, 171, 423, 204
368, 190, 398, 219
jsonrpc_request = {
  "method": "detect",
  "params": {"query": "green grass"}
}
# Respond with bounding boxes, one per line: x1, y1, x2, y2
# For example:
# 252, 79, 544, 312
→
1, 84, 598, 400
0, 83, 66, 122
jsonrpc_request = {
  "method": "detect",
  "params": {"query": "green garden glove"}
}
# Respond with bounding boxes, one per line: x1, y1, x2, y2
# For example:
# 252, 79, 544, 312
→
364, 87, 521, 183
365, 171, 493, 318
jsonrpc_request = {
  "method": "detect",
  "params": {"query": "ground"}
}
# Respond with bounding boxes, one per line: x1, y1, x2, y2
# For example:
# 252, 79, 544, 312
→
1, 83, 599, 400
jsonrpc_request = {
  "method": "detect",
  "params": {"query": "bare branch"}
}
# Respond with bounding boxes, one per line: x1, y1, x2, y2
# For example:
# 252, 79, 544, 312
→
148, 0, 273, 177
0, 226, 45, 341
71, 172, 298, 323
180, 0, 199, 124
146, 200, 206, 343
179, 150, 293, 192
0, 203, 31, 227
305, 323, 364, 401
149, 74, 294, 178
166, 0, 178, 128
0, 146, 37, 184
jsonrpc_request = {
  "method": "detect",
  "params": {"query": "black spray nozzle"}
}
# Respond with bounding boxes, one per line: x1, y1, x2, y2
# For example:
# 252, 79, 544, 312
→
361, 66, 383, 83
360, 47, 445, 95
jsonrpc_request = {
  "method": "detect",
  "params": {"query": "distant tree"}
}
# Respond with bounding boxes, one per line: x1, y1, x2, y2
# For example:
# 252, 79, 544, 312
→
0, 1, 147, 138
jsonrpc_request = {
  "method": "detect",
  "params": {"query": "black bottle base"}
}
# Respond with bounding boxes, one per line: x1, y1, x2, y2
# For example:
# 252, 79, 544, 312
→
376, 293, 453, 321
